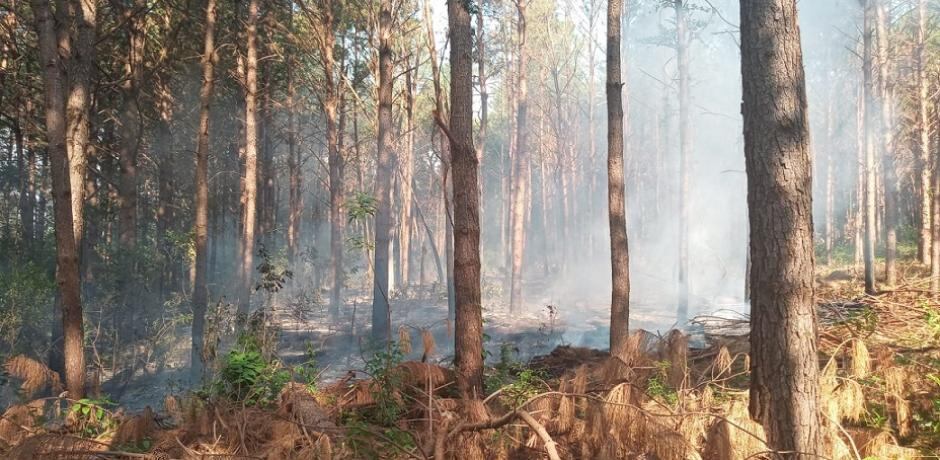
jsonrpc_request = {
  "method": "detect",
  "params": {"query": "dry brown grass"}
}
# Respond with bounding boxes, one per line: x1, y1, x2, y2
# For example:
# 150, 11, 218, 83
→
5, 355, 62, 398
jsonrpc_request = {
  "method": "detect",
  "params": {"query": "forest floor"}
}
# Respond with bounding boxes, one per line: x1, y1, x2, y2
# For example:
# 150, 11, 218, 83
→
0, 264, 938, 459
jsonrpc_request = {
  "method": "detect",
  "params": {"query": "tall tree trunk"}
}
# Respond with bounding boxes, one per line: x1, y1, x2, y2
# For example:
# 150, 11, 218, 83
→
117, 0, 145, 249
918, 0, 931, 266
286, 23, 301, 264
932, 93, 940, 291
740, 0, 822, 456
14, 119, 34, 245
372, 0, 394, 343
863, 0, 877, 294
675, 0, 691, 325
876, 0, 897, 286
238, 0, 260, 323
192, 0, 217, 383
448, 0, 483, 398
32, 0, 85, 399
64, 0, 95, 250
607, 0, 630, 358
400, 64, 416, 288
509, 0, 528, 313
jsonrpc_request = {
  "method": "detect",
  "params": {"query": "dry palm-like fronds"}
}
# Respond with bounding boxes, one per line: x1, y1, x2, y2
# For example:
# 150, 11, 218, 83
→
398, 325, 412, 355
665, 330, 689, 389
164, 395, 183, 426
599, 356, 633, 384
702, 401, 766, 460
0, 400, 44, 446
6, 433, 108, 460
836, 379, 865, 423
861, 430, 919, 459
114, 406, 158, 446
849, 339, 871, 378
397, 362, 455, 390
5, 355, 62, 398
279, 383, 332, 429
713, 346, 733, 380
422, 329, 436, 360
884, 366, 907, 397
896, 397, 911, 438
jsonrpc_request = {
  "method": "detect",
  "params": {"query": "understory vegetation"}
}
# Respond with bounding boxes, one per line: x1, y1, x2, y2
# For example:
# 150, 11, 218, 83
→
0, 263, 936, 459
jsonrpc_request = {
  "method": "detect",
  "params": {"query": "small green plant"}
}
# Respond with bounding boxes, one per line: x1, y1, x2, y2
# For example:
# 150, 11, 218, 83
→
864, 403, 889, 429
292, 342, 319, 392
502, 367, 548, 407
211, 337, 289, 406
647, 361, 679, 405
69, 396, 117, 437
926, 310, 940, 339
363, 343, 406, 426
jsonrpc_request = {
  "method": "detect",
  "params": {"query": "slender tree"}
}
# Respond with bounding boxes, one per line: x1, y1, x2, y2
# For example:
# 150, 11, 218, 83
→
238, 0, 260, 323
509, 0, 529, 313
31, 0, 85, 398
862, 0, 877, 294
740, 0, 822, 456
448, 0, 483, 398
191, 0, 217, 383
675, 0, 691, 326
876, 0, 897, 286
917, 0, 931, 266
607, 0, 630, 357
372, 0, 395, 343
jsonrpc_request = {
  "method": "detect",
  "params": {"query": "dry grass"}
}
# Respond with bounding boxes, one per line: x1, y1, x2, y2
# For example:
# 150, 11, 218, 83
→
5, 355, 62, 398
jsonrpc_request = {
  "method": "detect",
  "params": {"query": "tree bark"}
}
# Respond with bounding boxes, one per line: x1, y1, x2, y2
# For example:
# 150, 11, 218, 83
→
32, 0, 85, 399
448, 0, 483, 399
238, 0, 260, 324
117, 0, 145, 249
192, 0, 217, 383
740, 0, 822, 456
863, 0, 877, 294
372, 0, 394, 343
875, 0, 897, 286
917, 0, 931, 266
509, 0, 529, 313
606, 0, 630, 358
286, 17, 301, 265
675, 0, 691, 326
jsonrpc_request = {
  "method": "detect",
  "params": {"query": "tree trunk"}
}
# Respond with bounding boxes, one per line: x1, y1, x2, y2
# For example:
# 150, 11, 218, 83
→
192, 0, 217, 383
509, 0, 528, 313
32, 0, 85, 399
64, 0, 96, 251
875, 0, 897, 286
740, 0, 822, 456
400, 64, 416, 289
238, 0, 260, 324
117, 0, 145, 249
675, 0, 691, 326
607, 0, 630, 358
372, 0, 394, 343
863, 0, 877, 294
286, 22, 301, 265
918, 0, 931, 266
448, 0, 483, 398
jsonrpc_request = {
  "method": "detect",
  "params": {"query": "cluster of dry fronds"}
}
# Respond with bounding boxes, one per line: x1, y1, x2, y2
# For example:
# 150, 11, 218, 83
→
0, 266, 937, 459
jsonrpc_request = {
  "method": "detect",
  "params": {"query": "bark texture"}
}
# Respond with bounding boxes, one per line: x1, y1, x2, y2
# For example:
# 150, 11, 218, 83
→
606, 0, 630, 357
32, 0, 85, 398
238, 0, 260, 323
740, 0, 822, 456
192, 0, 217, 383
372, 0, 394, 342
448, 0, 483, 398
